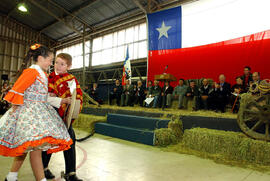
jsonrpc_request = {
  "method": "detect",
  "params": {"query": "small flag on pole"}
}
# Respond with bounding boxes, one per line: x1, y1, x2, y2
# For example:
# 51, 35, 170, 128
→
122, 46, 131, 85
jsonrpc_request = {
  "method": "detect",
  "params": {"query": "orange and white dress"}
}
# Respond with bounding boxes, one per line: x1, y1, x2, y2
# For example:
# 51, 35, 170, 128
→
0, 65, 72, 157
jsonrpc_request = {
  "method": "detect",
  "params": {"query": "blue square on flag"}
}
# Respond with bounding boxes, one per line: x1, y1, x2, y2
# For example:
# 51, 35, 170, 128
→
147, 6, 182, 50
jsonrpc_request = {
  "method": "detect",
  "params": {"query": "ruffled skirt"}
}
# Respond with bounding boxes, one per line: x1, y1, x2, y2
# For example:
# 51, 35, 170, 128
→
0, 101, 72, 157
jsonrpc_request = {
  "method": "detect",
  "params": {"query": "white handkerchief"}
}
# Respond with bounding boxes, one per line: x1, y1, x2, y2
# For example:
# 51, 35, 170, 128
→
145, 97, 154, 105
67, 79, 76, 94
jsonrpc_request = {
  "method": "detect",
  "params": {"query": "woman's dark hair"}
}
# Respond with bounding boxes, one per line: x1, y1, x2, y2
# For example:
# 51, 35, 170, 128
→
17, 44, 52, 78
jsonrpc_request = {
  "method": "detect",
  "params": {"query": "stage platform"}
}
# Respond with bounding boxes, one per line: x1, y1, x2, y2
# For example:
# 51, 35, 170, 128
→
82, 105, 241, 132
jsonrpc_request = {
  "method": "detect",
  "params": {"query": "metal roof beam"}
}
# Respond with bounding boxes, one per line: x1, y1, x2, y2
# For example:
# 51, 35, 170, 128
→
45, 0, 93, 30
147, 0, 161, 13
39, 0, 98, 32
132, 0, 147, 14
28, 0, 83, 36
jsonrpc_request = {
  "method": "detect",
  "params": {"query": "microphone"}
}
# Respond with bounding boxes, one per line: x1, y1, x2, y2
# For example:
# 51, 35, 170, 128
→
163, 65, 168, 74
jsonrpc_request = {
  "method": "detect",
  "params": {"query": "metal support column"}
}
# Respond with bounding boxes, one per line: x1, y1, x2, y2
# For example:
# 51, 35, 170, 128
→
82, 24, 86, 89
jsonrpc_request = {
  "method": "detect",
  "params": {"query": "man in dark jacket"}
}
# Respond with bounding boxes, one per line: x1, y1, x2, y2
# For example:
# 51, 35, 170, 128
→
134, 80, 145, 107
199, 78, 213, 110
161, 81, 174, 108
209, 74, 231, 112
121, 79, 134, 106
230, 76, 244, 113
241, 66, 252, 92
89, 83, 103, 104
185, 80, 200, 111
109, 79, 122, 106
150, 80, 162, 108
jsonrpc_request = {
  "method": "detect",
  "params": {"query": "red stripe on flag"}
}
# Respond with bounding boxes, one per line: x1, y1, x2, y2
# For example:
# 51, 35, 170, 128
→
122, 66, 126, 86
148, 30, 270, 86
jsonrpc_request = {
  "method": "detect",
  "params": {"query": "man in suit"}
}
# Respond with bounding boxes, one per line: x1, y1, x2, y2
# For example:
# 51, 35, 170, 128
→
89, 83, 102, 104
151, 80, 162, 108
199, 78, 213, 110
109, 79, 122, 106
161, 81, 174, 108
209, 74, 231, 112
185, 80, 200, 111
121, 79, 134, 106
241, 66, 252, 92
252, 72, 261, 84
134, 80, 145, 107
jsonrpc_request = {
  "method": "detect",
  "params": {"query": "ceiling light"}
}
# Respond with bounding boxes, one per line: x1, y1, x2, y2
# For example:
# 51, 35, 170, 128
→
18, 3, 28, 12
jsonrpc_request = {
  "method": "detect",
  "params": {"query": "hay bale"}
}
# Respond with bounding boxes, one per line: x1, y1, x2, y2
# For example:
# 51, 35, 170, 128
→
73, 114, 106, 134
154, 128, 177, 146
84, 103, 237, 119
168, 115, 183, 139
182, 128, 270, 165
154, 116, 184, 146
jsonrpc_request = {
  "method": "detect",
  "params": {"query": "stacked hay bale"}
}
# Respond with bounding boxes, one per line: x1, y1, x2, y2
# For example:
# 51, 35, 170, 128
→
154, 115, 183, 146
182, 128, 270, 165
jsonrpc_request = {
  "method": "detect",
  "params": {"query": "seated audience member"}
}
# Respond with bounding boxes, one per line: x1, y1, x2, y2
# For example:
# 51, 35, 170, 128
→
185, 80, 200, 111
145, 80, 153, 97
144, 80, 154, 107
109, 79, 122, 106
135, 80, 145, 107
1, 81, 10, 99
209, 74, 231, 112
84, 85, 90, 94
241, 66, 253, 92
131, 82, 137, 105
0, 81, 11, 114
121, 79, 134, 106
230, 76, 244, 113
249, 72, 261, 94
89, 83, 103, 104
252, 72, 260, 84
231, 76, 244, 93
161, 81, 174, 108
199, 78, 213, 110
173, 79, 188, 109
150, 80, 162, 108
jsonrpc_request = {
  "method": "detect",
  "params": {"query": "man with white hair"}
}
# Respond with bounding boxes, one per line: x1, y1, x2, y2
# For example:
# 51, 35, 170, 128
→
135, 80, 145, 107
209, 74, 231, 112
252, 72, 260, 84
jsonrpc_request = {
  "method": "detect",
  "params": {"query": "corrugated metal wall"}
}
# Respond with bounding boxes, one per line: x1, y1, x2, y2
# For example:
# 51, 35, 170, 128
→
0, 15, 54, 83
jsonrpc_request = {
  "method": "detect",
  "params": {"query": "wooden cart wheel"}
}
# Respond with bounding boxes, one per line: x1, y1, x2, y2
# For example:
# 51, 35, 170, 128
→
237, 94, 270, 141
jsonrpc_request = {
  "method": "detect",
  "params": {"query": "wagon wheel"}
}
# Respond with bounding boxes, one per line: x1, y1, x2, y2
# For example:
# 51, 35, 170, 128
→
237, 95, 270, 141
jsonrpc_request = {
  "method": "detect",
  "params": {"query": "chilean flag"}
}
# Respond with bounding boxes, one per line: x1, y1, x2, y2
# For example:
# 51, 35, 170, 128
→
148, 6, 182, 51
122, 47, 131, 85
147, 2, 270, 86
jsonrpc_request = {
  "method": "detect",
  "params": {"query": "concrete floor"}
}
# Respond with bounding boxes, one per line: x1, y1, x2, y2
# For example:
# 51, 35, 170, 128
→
1, 131, 270, 181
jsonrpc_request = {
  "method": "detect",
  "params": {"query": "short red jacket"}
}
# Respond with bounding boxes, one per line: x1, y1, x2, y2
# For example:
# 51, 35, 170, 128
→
48, 71, 83, 123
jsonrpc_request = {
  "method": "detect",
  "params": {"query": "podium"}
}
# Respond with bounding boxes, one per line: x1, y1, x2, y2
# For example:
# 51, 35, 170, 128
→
154, 73, 177, 82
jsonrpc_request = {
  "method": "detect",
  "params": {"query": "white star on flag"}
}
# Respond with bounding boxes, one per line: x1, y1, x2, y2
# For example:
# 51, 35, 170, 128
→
156, 21, 171, 39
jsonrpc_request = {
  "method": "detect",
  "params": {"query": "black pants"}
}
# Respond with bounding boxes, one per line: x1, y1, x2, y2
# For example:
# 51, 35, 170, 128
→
42, 126, 76, 174
209, 95, 228, 112
109, 93, 121, 106
135, 95, 145, 107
